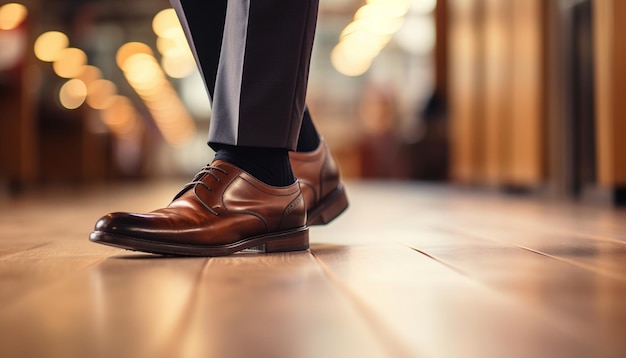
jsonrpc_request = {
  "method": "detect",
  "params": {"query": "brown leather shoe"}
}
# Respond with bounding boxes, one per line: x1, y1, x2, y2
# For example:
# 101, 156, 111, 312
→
289, 138, 349, 226
89, 161, 308, 256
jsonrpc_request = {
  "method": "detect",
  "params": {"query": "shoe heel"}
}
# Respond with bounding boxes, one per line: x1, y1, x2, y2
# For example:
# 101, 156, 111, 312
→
264, 227, 309, 253
309, 185, 349, 226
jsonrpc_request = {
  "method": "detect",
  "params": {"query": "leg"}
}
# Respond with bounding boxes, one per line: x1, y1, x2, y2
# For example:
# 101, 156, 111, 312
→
170, 0, 226, 101
173, 0, 319, 151
91, 1, 314, 256
176, 0, 318, 150
174, 0, 347, 222
90, 1, 346, 256
175, 0, 320, 187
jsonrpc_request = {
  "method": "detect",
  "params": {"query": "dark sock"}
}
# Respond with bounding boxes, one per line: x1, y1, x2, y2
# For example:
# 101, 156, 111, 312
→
213, 144, 295, 187
296, 109, 321, 152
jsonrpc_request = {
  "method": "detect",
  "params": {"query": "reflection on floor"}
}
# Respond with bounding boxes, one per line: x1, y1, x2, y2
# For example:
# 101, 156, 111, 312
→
1, 181, 625, 358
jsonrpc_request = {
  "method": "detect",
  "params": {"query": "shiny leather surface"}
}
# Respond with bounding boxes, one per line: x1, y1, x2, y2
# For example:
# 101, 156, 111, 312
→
289, 138, 342, 214
93, 161, 306, 246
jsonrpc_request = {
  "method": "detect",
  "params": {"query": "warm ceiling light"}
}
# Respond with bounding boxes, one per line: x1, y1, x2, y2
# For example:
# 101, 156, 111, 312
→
75, 65, 102, 86
0, 3, 28, 31
161, 52, 195, 79
59, 79, 87, 109
331, 44, 372, 77
86, 79, 117, 110
156, 36, 189, 56
409, 0, 437, 14
53, 47, 87, 78
332, 0, 433, 77
118, 41, 196, 146
367, 0, 411, 5
156, 37, 176, 56
34, 31, 69, 62
116, 42, 153, 69
152, 8, 181, 39
101, 95, 137, 135
341, 31, 390, 56
123, 53, 163, 88
341, 17, 404, 38
395, 15, 435, 55
365, 0, 412, 9
355, 3, 409, 20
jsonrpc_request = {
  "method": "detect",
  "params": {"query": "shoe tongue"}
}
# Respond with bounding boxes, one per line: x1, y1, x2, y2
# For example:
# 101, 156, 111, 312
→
209, 160, 241, 173
209, 159, 230, 168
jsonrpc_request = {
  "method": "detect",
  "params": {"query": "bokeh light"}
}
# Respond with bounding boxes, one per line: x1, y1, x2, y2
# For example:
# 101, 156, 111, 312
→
0, 3, 28, 31
342, 17, 404, 37
152, 8, 180, 39
354, 3, 409, 20
34, 31, 69, 62
123, 53, 163, 89
153, 7, 195, 79
117, 42, 196, 146
100, 95, 137, 136
395, 15, 435, 55
53, 47, 87, 78
332, 0, 436, 76
59, 79, 87, 109
331, 43, 373, 77
408, 0, 437, 14
0, 25, 26, 70
75, 65, 102, 87
161, 50, 195, 79
116, 42, 153, 69
86, 79, 117, 110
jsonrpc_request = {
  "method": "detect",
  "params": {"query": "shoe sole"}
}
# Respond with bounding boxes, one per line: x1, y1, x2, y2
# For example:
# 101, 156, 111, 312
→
306, 183, 349, 226
89, 226, 309, 257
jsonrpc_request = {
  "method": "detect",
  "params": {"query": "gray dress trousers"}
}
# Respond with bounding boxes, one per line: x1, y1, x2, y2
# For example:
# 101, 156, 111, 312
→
170, 0, 319, 151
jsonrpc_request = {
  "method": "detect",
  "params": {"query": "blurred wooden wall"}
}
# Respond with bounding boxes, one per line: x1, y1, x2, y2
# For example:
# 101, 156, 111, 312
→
593, 0, 626, 193
0, 15, 38, 192
448, 0, 545, 189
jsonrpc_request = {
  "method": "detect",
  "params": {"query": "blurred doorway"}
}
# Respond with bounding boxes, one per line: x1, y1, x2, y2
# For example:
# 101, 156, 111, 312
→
547, 0, 596, 199
569, 0, 596, 197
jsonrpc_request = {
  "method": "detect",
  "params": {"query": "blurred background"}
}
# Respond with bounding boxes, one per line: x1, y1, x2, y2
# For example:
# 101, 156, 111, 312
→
0, 0, 624, 204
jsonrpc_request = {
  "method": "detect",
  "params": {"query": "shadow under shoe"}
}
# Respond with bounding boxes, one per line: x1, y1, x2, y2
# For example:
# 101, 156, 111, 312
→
89, 161, 308, 256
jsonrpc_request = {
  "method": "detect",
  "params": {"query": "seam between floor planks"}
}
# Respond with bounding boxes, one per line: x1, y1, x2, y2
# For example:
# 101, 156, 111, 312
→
309, 241, 591, 358
399, 229, 626, 356
145, 250, 394, 358
146, 257, 212, 358
309, 249, 417, 358
401, 241, 590, 339
0, 247, 124, 315
0, 241, 55, 262
436, 226, 626, 282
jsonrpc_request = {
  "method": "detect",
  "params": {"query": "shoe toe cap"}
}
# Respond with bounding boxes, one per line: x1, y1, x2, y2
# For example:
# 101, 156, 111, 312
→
94, 212, 143, 233
94, 212, 123, 232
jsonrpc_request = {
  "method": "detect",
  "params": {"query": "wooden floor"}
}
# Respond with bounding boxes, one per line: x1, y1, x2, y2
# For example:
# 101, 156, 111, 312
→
1, 181, 626, 358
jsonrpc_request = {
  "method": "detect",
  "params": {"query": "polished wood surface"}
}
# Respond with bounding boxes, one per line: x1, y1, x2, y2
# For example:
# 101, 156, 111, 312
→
448, 0, 546, 187
448, 0, 483, 183
1, 181, 626, 357
593, 0, 626, 187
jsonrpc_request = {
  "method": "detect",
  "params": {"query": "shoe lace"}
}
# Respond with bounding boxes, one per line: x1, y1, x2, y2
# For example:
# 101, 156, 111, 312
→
172, 165, 229, 214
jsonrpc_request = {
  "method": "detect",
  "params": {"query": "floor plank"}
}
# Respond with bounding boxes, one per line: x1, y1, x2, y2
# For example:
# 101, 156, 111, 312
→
0, 240, 120, 306
1, 181, 626, 357
162, 251, 394, 358
0, 253, 208, 358
400, 228, 626, 357
311, 242, 590, 358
